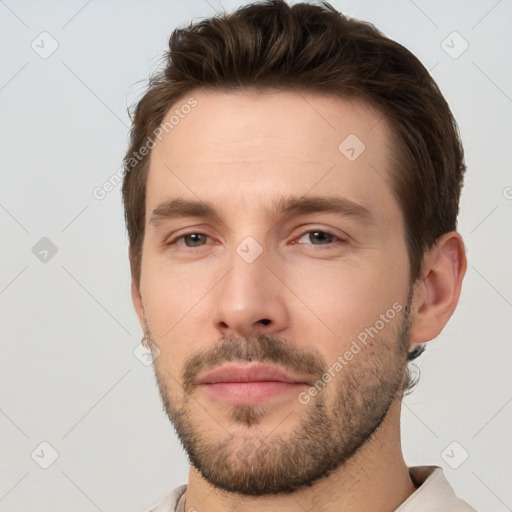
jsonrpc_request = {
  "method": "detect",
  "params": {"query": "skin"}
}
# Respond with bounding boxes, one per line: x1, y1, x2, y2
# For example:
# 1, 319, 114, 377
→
131, 89, 467, 512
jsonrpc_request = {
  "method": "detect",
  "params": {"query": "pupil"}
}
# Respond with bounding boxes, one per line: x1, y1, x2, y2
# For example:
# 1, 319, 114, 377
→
312, 231, 330, 244
187, 234, 203, 246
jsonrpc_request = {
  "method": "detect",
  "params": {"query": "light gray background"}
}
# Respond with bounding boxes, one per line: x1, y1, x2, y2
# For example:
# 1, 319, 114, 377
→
1, 0, 511, 510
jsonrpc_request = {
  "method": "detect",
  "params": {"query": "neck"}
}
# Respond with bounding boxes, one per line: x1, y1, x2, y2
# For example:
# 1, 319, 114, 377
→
185, 398, 416, 512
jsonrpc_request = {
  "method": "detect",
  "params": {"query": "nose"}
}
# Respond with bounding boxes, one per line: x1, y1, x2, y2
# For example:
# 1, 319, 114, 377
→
213, 242, 289, 340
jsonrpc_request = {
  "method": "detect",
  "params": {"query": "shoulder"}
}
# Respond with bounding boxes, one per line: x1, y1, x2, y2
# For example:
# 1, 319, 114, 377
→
396, 466, 477, 511
146, 484, 188, 512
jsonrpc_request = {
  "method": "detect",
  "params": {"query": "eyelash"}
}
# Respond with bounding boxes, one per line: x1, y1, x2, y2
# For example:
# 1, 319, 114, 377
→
167, 228, 345, 250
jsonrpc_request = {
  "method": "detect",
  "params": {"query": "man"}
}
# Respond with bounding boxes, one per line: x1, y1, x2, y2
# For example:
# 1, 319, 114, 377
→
122, 1, 475, 510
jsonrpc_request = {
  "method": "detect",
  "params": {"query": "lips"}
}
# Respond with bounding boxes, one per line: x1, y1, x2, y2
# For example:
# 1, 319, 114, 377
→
197, 363, 310, 406
197, 363, 309, 385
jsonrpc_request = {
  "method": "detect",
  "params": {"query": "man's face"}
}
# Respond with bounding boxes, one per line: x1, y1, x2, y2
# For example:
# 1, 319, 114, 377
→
136, 89, 414, 495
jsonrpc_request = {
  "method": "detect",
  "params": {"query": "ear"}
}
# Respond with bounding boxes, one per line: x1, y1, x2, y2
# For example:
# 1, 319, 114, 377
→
409, 231, 467, 345
129, 246, 145, 331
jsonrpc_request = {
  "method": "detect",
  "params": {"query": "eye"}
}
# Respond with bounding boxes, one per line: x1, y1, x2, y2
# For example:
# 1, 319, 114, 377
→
167, 228, 344, 251
294, 229, 343, 247
169, 232, 211, 248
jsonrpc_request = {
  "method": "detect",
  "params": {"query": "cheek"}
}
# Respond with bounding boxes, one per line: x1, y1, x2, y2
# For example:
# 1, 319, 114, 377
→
140, 258, 210, 365
141, 246, 216, 312
286, 253, 408, 348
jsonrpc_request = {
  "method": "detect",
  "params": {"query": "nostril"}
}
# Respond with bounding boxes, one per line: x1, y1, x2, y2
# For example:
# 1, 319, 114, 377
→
259, 319, 271, 325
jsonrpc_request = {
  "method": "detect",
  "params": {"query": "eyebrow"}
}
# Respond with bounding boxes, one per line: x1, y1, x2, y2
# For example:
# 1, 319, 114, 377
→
149, 195, 372, 226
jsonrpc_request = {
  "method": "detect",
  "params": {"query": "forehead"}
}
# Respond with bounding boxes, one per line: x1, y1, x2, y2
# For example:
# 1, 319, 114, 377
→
146, 88, 401, 226
156, 88, 388, 160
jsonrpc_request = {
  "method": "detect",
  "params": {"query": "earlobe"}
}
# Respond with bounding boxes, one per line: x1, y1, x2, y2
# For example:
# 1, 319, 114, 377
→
409, 231, 467, 345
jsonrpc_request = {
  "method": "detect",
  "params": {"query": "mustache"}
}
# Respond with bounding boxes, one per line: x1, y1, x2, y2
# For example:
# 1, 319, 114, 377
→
181, 333, 327, 393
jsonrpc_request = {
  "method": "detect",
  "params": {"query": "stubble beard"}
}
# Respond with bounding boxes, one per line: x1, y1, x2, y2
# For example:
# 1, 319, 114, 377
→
149, 297, 412, 496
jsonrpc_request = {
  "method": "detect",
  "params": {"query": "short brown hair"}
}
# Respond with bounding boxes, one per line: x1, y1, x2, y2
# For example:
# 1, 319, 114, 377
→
122, 0, 466, 370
